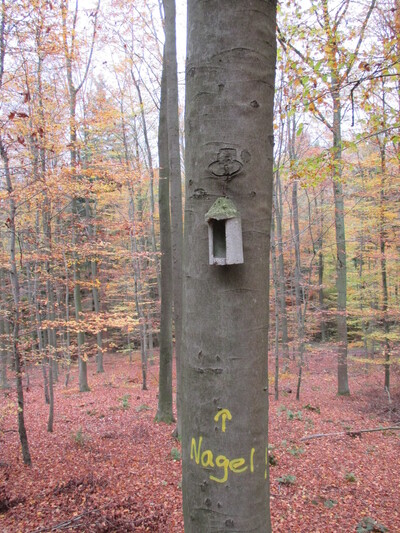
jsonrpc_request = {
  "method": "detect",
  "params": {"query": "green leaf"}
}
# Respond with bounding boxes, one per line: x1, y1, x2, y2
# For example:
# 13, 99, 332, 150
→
296, 123, 304, 137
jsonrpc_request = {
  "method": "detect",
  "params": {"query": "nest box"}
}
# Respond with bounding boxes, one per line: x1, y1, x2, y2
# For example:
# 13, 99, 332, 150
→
205, 197, 244, 266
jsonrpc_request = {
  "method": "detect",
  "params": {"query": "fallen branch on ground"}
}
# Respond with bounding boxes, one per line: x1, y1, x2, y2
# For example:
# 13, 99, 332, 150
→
30, 509, 102, 532
301, 426, 400, 441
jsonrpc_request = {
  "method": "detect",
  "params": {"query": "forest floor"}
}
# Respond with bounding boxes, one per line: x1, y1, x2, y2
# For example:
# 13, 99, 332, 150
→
1, 346, 399, 532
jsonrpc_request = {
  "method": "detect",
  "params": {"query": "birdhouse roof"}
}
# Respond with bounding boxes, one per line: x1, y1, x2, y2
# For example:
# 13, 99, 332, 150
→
205, 197, 239, 221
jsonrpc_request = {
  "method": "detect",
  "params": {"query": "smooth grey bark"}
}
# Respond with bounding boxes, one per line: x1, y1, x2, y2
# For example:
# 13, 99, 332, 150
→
85, 199, 104, 374
44, 209, 56, 431
288, 116, 305, 400
120, 99, 149, 389
329, 0, 374, 395
128, 188, 148, 391
378, 132, 390, 391
354, 181, 370, 361
163, 0, 183, 435
61, 250, 72, 387
0, 317, 8, 389
155, 56, 174, 423
32, 40, 57, 425
272, 79, 289, 361
271, 216, 280, 401
130, 69, 161, 295
72, 232, 90, 392
315, 193, 326, 342
274, 172, 289, 358
0, 270, 9, 389
324, 0, 375, 395
147, 320, 154, 362
32, 244, 50, 404
92, 259, 104, 374
292, 179, 305, 401
331, 90, 350, 395
182, 1, 276, 530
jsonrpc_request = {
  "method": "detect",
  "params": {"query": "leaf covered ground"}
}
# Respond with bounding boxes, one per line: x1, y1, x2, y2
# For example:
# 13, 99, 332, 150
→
1, 347, 399, 532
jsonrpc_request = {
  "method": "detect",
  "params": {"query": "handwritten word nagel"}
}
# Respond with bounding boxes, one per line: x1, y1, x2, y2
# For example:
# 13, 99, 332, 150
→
189, 409, 268, 484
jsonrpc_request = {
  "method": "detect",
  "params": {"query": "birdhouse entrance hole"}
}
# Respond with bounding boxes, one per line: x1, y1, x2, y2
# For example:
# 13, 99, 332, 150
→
212, 219, 227, 259
205, 197, 244, 266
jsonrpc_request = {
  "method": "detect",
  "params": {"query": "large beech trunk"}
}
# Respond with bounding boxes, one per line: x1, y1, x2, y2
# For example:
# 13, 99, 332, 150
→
181, 1, 276, 530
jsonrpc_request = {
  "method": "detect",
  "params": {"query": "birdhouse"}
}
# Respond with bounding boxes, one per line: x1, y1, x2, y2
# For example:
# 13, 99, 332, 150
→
205, 198, 244, 266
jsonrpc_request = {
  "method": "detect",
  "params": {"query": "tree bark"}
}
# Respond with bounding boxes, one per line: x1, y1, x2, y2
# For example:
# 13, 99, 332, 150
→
0, 270, 9, 389
155, 54, 174, 423
0, 316, 9, 389
292, 179, 305, 401
128, 189, 148, 391
288, 115, 305, 400
274, 173, 289, 357
332, 89, 350, 395
182, 1, 276, 530
163, 0, 183, 435
378, 134, 390, 391
316, 193, 327, 341
85, 199, 104, 374
271, 215, 280, 401
131, 70, 161, 294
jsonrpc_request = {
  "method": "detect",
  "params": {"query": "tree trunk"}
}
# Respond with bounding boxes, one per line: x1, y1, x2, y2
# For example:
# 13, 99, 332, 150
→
163, 0, 183, 435
288, 115, 305, 400
356, 187, 369, 359
72, 226, 90, 393
316, 193, 327, 341
274, 173, 289, 357
0, 270, 9, 389
131, 70, 161, 294
292, 179, 305, 401
128, 189, 148, 391
63, 252, 71, 387
45, 249, 56, 432
155, 54, 174, 423
0, 315, 9, 389
181, 1, 276, 530
271, 216, 280, 401
86, 199, 104, 374
332, 89, 350, 396
379, 138, 390, 391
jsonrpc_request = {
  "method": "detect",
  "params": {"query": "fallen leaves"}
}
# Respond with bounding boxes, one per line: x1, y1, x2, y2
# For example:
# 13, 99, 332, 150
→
1, 347, 399, 532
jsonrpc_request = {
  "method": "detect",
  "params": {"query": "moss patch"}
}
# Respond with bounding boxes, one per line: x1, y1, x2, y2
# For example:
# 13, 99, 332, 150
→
205, 197, 239, 221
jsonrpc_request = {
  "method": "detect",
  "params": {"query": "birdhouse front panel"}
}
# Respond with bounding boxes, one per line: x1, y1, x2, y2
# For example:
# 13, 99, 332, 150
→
206, 198, 244, 266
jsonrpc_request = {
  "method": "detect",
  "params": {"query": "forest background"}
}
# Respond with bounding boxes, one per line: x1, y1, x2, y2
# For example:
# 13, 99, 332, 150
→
0, 0, 400, 530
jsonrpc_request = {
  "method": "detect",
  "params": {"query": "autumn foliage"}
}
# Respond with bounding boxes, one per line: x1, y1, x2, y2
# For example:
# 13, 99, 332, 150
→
1, 0, 400, 531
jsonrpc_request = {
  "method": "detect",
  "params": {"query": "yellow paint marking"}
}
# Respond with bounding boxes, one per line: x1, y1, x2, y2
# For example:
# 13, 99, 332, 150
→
214, 408, 232, 432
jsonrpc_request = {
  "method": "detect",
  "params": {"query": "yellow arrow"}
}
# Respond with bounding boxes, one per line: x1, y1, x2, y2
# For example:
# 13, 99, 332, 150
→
214, 409, 232, 433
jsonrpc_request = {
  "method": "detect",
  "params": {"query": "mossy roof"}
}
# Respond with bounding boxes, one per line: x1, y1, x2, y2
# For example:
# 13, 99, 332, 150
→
205, 197, 239, 221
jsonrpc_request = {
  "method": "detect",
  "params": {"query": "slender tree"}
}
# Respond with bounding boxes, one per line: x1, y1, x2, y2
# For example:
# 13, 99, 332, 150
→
61, 0, 100, 392
279, 0, 377, 395
163, 0, 183, 435
155, 53, 174, 423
